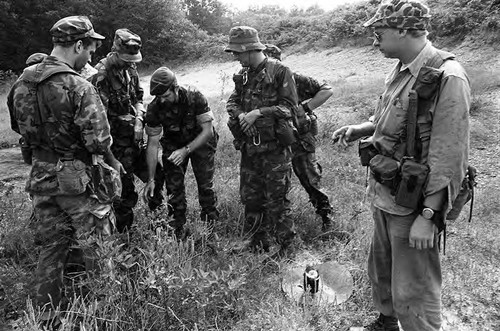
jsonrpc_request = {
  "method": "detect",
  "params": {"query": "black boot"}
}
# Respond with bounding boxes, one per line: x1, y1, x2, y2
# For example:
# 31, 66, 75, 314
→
364, 313, 400, 331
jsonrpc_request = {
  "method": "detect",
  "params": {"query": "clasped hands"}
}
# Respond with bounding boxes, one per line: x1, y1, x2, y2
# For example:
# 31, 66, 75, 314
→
238, 109, 261, 136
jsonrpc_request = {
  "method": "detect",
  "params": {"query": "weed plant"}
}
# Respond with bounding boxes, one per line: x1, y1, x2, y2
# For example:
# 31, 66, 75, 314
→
0, 56, 499, 331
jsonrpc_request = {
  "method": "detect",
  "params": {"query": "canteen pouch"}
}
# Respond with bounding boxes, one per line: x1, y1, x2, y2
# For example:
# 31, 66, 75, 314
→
91, 158, 122, 204
446, 165, 477, 220
358, 139, 378, 167
56, 159, 90, 195
275, 118, 296, 146
395, 158, 429, 209
369, 154, 400, 193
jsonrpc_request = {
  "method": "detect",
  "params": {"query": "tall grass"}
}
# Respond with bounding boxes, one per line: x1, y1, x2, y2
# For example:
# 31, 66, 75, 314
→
1, 51, 499, 331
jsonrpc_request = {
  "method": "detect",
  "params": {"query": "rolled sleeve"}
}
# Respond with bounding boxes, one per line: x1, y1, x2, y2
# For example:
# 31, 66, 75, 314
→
196, 110, 214, 125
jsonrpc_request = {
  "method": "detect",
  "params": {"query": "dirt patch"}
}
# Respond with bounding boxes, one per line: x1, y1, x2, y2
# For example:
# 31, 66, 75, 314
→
0, 147, 30, 186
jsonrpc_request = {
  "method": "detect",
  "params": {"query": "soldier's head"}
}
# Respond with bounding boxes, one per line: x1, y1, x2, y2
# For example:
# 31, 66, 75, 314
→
263, 44, 282, 61
150, 67, 179, 103
25, 53, 48, 66
225, 26, 266, 68
50, 16, 105, 71
112, 29, 142, 65
364, 0, 430, 60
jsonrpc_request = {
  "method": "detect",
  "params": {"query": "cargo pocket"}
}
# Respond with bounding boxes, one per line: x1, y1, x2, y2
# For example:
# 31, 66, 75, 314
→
56, 159, 90, 195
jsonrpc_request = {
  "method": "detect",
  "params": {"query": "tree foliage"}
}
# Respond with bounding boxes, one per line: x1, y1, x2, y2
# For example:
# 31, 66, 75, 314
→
1, 0, 500, 73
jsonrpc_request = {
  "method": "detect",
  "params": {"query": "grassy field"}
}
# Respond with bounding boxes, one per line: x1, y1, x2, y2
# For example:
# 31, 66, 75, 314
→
0, 45, 499, 330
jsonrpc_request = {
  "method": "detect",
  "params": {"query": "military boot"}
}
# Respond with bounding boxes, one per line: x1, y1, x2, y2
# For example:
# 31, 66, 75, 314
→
364, 313, 400, 331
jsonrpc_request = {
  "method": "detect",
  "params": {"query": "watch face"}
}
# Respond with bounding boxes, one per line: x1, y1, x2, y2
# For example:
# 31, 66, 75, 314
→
422, 208, 434, 219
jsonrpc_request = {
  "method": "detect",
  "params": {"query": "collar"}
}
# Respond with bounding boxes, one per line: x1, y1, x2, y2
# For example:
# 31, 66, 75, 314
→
250, 57, 268, 73
399, 41, 434, 77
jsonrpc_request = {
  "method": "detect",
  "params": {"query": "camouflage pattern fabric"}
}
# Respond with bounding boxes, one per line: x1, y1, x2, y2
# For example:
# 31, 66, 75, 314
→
8, 56, 113, 195
224, 26, 266, 53
146, 86, 209, 146
50, 15, 105, 43
90, 52, 164, 231
292, 72, 333, 216
32, 194, 114, 310
363, 0, 431, 30
162, 134, 218, 228
264, 44, 282, 61
240, 146, 295, 248
7, 55, 114, 311
145, 86, 219, 227
226, 58, 298, 248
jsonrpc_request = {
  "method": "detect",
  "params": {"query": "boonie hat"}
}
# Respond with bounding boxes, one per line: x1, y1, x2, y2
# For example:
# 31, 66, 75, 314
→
50, 16, 105, 43
224, 26, 266, 53
150, 67, 178, 96
26, 53, 48, 66
113, 29, 142, 63
363, 0, 431, 30
263, 44, 282, 61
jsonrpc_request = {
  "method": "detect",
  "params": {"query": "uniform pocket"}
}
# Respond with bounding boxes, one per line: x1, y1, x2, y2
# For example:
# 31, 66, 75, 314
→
56, 159, 90, 195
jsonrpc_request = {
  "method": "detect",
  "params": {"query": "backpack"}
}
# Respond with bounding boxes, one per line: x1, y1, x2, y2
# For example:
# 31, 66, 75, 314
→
13, 62, 78, 152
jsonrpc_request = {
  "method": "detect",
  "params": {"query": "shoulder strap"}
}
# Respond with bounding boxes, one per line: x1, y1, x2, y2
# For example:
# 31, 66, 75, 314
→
405, 50, 455, 158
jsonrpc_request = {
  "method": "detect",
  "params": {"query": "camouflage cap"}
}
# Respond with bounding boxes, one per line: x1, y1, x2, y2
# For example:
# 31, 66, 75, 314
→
50, 16, 105, 43
150, 67, 177, 96
113, 29, 142, 63
25, 53, 48, 66
363, 0, 431, 30
263, 44, 282, 61
224, 26, 266, 53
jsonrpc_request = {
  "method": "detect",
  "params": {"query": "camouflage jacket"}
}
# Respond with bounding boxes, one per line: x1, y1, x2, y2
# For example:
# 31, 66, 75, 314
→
294, 73, 332, 105
145, 86, 214, 149
7, 56, 112, 194
226, 58, 298, 149
89, 52, 144, 146
227, 58, 297, 120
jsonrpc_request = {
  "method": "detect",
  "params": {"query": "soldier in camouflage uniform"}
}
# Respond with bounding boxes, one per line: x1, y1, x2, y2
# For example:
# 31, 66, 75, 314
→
143, 67, 219, 238
225, 26, 298, 256
89, 29, 164, 233
7, 16, 121, 323
264, 44, 335, 232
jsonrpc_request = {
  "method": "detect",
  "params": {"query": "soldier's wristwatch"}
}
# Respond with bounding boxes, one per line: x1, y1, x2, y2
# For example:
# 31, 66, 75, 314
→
421, 207, 436, 220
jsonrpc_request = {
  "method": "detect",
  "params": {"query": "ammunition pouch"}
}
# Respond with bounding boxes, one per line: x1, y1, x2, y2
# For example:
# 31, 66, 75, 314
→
369, 154, 400, 194
395, 158, 429, 210
110, 114, 135, 146
358, 139, 379, 167
275, 118, 296, 146
295, 114, 311, 135
254, 116, 276, 143
309, 112, 318, 136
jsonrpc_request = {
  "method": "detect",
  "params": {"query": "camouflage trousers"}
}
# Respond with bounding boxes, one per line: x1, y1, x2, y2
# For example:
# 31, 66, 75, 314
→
161, 135, 219, 229
291, 136, 333, 217
240, 144, 296, 250
112, 144, 165, 232
31, 192, 115, 311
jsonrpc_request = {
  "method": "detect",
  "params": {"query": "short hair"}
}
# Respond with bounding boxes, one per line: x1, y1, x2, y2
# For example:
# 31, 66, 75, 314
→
54, 37, 100, 48
406, 29, 428, 38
